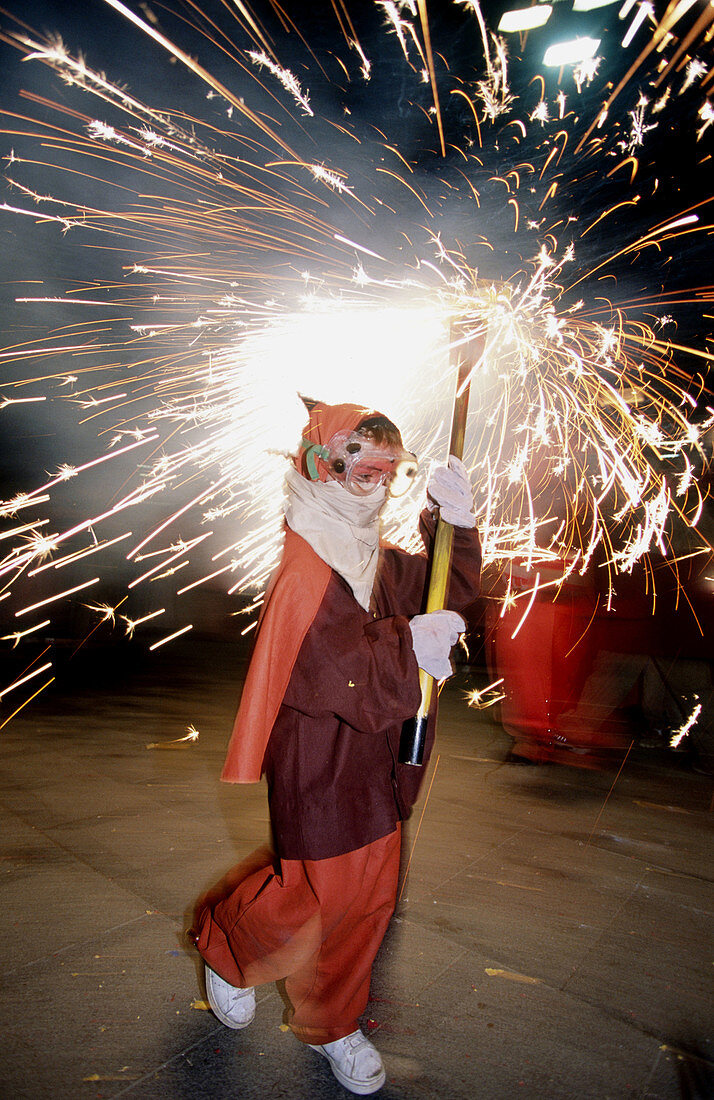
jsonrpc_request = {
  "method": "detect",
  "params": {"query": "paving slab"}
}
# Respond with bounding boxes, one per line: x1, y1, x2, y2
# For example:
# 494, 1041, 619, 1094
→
1, 640, 712, 1098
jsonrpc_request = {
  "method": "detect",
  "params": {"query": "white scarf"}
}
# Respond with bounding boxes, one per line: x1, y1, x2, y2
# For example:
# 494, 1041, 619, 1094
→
284, 465, 386, 611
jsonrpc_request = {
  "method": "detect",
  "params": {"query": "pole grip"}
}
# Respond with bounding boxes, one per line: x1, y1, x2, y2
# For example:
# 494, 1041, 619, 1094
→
399, 325, 483, 766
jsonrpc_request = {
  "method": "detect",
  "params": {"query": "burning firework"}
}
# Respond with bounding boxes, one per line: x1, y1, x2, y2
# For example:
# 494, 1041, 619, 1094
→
0, 1, 712, 717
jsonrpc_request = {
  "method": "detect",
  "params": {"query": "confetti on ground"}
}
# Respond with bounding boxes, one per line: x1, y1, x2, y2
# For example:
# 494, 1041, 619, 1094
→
83, 1072, 140, 1082
485, 968, 542, 985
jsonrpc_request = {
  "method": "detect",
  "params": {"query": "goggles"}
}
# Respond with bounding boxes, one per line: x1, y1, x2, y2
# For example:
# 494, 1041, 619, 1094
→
302, 428, 418, 497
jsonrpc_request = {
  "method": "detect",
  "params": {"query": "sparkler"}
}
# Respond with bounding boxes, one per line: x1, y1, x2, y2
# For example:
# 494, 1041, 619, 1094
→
0, 0, 711, 726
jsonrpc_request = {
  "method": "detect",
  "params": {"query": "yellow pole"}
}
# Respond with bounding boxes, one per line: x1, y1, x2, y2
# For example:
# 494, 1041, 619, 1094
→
399, 324, 484, 766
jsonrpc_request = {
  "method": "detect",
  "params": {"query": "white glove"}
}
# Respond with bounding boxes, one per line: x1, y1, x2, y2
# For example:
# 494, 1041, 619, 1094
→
427, 455, 476, 528
409, 609, 465, 681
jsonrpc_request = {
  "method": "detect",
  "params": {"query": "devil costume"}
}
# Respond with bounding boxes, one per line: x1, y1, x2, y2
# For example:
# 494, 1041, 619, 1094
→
193, 400, 481, 1055
262, 512, 480, 860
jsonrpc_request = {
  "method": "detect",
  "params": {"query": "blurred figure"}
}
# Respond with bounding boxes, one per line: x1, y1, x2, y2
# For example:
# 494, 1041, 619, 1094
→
485, 552, 714, 769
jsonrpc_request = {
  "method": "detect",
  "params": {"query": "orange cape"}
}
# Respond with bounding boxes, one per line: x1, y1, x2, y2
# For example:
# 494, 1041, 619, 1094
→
222, 400, 376, 784
221, 528, 331, 783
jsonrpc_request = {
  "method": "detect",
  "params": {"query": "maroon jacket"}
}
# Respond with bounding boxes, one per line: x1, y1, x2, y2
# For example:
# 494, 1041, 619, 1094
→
262, 514, 481, 859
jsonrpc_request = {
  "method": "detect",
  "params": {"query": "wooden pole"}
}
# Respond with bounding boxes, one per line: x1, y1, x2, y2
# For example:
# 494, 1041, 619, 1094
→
399, 324, 483, 766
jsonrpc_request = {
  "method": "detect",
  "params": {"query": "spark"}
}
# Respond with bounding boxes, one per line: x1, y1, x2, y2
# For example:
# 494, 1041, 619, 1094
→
121, 608, 165, 637
670, 698, 701, 749
530, 101, 550, 126
0, 346, 89, 361
76, 393, 128, 410
149, 625, 193, 651
378, 2, 421, 65
0, 675, 55, 731
622, 1, 655, 49
19, 530, 59, 564
0, 202, 82, 233
248, 50, 313, 116
146, 723, 200, 749
15, 578, 100, 618
1, 620, 51, 647
334, 234, 387, 260
697, 101, 714, 139
0, 661, 53, 699
0, 0, 708, 724
573, 57, 602, 93
309, 164, 355, 196
510, 574, 541, 640
619, 95, 657, 153
0, 520, 50, 544
98, 0, 299, 156
177, 560, 240, 594
458, 1, 514, 120
681, 59, 708, 93
83, 602, 118, 625
466, 678, 506, 709
52, 465, 77, 481
27, 534, 133, 576
0, 395, 46, 408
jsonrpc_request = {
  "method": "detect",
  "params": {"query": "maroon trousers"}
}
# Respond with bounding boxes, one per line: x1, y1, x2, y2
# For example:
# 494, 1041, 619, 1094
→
194, 826, 401, 1045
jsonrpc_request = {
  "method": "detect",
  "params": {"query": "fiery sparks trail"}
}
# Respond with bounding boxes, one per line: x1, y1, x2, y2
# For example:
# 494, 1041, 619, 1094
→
146, 722, 200, 749
670, 697, 702, 750
0, 0, 712, 722
466, 677, 505, 711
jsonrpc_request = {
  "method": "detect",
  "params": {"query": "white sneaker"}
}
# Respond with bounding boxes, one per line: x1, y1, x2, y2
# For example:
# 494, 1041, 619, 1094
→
309, 1029, 386, 1095
204, 964, 255, 1029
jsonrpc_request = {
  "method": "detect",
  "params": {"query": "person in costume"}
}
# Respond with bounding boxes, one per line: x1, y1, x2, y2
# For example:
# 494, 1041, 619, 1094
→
191, 399, 481, 1095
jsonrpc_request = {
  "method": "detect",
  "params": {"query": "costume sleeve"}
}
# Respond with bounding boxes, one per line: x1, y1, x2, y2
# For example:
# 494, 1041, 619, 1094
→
281, 581, 422, 735
419, 509, 482, 610
380, 511, 481, 617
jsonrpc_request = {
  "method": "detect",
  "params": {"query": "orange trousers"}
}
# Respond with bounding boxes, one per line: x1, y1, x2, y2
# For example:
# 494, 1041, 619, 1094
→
193, 826, 401, 1045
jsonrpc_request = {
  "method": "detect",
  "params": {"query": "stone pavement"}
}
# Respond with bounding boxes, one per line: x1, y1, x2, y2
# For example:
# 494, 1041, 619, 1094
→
1, 640, 712, 1099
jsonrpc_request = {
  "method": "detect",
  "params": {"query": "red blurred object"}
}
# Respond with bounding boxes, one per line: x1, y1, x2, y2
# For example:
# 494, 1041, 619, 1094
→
484, 553, 714, 767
